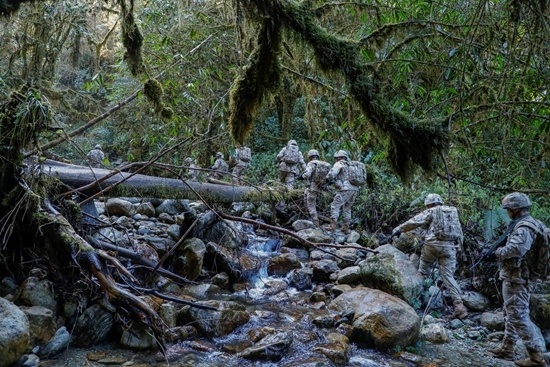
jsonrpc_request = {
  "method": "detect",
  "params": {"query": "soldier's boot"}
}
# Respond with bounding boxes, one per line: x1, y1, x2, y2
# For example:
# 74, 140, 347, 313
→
514, 348, 546, 367
312, 218, 320, 228
327, 220, 337, 231
451, 300, 468, 320
341, 223, 350, 234
488, 338, 515, 361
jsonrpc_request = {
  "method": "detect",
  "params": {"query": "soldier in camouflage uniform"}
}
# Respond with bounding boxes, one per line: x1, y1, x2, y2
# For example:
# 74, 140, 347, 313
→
232, 145, 251, 185
276, 140, 306, 189
487, 192, 546, 367
210, 152, 229, 180
392, 193, 468, 320
86, 144, 105, 168
183, 157, 199, 182
324, 150, 358, 234
299, 149, 328, 228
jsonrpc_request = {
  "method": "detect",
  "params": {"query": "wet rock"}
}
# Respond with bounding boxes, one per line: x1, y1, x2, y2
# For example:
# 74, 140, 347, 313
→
337, 266, 361, 284
285, 228, 332, 247
95, 227, 132, 247
329, 286, 421, 349
211, 272, 230, 290
120, 324, 156, 349
449, 318, 464, 329
292, 220, 314, 231
193, 211, 244, 250
263, 279, 289, 296
239, 253, 261, 274
0, 298, 29, 367
167, 224, 181, 240
204, 242, 243, 281
358, 244, 424, 306
21, 306, 56, 346
346, 231, 361, 243
289, 268, 313, 290
164, 325, 197, 342
530, 293, 550, 330
144, 236, 175, 256
11, 354, 39, 367
136, 202, 155, 217
158, 212, 175, 224
310, 248, 336, 261
313, 332, 350, 365
0, 277, 18, 297
282, 357, 333, 367
222, 339, 254, 353
37, 326, 70, 358
240, 330, 293, 361
71, 304, 113, 347
14, 277, 57, 312
173, 238, 206, 281
267, 253, 301, 277
281, 247, 310, 262
335, 248, 357, 268
105, 198, 136, 217
177, 300, 250, 337
422, 323, 449, 343
461, 291, 490, 311
311, 260, 340, 281
310, 292, 327, 302
184, 284, 223, 299
480, 311, 505, 331
159, 303, 177, 328
156, 199, 188, 216
231, 202, 256, 215
330, 284, 352, 297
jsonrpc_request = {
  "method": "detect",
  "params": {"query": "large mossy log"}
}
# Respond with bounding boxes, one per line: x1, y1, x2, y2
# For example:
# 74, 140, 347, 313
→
41, 159, 291, 203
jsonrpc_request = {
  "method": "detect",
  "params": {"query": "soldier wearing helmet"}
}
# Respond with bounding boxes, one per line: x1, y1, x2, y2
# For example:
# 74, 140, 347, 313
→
392, 193, 468, 320
231, 145, 252, 185
210, 152, 229, 180
323, 149, 358, 234
275, 139, 306, 189
487, 192, 547, 366
298, 149, 329, 227
183, 157, 200, 182
86, 144, 105, 168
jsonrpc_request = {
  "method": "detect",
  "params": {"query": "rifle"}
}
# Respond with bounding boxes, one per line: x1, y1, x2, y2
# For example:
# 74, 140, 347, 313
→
469, 217, 522, 270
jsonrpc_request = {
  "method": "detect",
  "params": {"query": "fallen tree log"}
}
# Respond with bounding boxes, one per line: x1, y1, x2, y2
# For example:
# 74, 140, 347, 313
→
40, 159, 293, 203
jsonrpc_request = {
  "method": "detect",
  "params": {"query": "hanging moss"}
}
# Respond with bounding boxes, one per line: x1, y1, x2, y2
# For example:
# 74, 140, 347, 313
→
143, 78, 164, 112
229, 18, 282, 144
240, 0, 449, 180
118, 0, 144, 76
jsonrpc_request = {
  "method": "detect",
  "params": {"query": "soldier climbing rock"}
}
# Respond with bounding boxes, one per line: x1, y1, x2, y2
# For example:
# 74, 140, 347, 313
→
298, 149, 331, 228
276, 139, 306, 189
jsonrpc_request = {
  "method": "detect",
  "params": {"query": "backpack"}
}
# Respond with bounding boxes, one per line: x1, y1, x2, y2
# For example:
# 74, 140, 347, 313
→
283, 145, 302, 164
517, 218, 550, 279
432, 205, 463, 241
348, 161, 367, 186
311, 160, 331, 185
238, 147, 252, 162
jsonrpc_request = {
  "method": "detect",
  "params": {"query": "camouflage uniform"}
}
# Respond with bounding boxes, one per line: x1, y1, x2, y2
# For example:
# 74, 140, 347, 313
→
184, 157, 199, 182
326, 151, 358, 232
276, 140, 306, 189
87, 144, 105, 168
301, 150, 328, 227
232, 146, 251, 185
491, 212, 546, 365
210, 153, 229, 180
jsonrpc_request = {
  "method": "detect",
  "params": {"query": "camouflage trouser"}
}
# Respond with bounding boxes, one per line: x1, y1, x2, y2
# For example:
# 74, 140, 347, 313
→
305, 188, 319, 220
278, 171, 295, 189
330, 190, 357, 224
502, 280, 545, 351
419, 243, 462, 301
232, 165, 248, 184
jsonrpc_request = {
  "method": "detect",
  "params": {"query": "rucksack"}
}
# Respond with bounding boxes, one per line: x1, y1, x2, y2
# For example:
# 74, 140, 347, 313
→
432, 205, 463, 241
348, 161, 367, 186
238, 147, 252, 162
517, 218, 550, 279
283, 145, 302, 164
311, 160, 331, 185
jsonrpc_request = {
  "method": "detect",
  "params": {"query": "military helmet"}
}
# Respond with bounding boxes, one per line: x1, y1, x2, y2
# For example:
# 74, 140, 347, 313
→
424, 193, 443, 206
333, 150, 348, 159
216, 152, 223, 159
307, 149, 319, 158
184, 157, 193, 164
94, 144, 102, 150
502, 192, 531, 210
288, 139, 297, 146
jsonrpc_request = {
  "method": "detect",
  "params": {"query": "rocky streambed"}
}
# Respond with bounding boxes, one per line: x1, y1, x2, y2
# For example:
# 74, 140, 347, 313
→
2, 197, 550, 367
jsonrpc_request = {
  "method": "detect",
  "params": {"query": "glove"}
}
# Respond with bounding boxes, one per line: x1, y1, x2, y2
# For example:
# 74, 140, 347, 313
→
391, 228, 401, 238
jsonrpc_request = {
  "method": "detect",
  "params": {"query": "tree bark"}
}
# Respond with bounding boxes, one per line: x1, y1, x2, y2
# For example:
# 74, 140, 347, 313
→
41, 159, 293, 203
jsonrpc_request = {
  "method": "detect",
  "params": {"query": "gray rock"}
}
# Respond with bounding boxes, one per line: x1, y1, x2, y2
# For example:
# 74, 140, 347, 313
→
335, 248, 358, 268
0, 277, 19, 297
95, 227, 131, 248
21, 306, 56, 346
37, 326, 70, 358
177, 300, 250, 337
14, 277, 57, 312
267, 253, 302, 277
155, 199, 189, 216
461, 291, 490, 311
313, 332, 350, 365
120, 324, 156, 349
173, 238, 206, 281
337, 266, 361, 284
310, 248, 336, 261
289, 268, 313, 291
530, 293, 550, 330
330, 284, 352, 297
211, 272, 230, 289
329, 286, 420, 350
105, 198, 136, 217
0, 298, 30, 367
422, 323, 449, 343
167, 224, 181, 240
136, 202, 155, 217
358, 244, 424, 306
311, 260, 340, 281
240, 330, 293, 361
292, 220, 314, 231
11, 354, 40, 367
346, 231, 361, 244
71, 304, 113, 347
480, 311, 504, 331
158, 212, 175, 224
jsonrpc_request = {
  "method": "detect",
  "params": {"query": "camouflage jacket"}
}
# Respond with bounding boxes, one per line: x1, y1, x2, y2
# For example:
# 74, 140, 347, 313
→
326, 160, 358, 191
396, 206, 463, 247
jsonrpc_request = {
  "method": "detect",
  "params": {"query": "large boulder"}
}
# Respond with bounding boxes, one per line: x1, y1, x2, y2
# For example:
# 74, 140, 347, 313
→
177, 300, 249, 337
0, 298, 30, 367
358, 244, 424, 306
14, 277, 57, 312
329, 287, 420, 350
